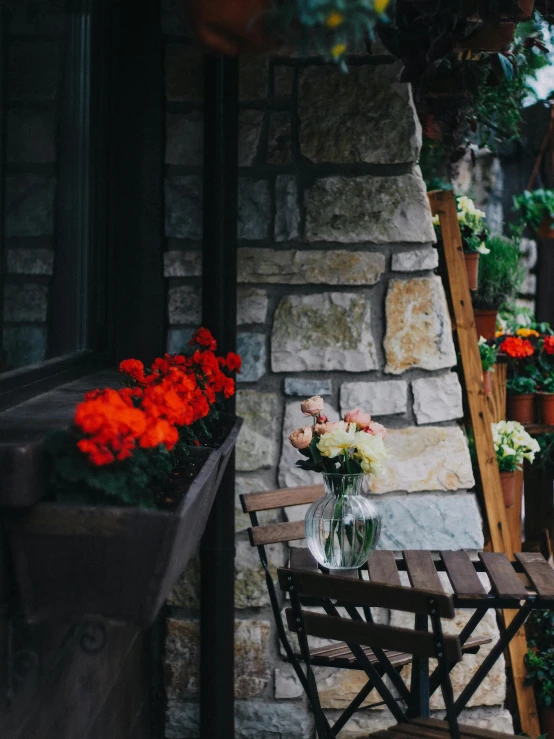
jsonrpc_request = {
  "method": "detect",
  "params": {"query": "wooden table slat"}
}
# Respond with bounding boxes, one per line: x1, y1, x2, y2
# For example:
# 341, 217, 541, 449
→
478, 552, 528, 599
368, 551, 402, 587
289, 548, 318, 572
403, 550, 444, 593
440, 551, 486, 598
515, 552, 554, 599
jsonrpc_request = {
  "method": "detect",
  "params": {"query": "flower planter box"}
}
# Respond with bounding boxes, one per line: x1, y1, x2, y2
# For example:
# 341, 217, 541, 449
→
6, 446, 228, 627
198, 415, 243, 491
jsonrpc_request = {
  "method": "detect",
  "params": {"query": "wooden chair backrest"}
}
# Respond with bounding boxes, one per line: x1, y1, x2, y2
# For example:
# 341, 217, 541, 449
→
240, 484, 323, 547
279, 567, 462, 664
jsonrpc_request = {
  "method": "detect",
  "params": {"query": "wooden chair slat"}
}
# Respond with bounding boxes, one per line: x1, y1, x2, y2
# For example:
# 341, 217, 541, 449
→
368, 551, 402, 586
241, 484, 323, 513
278, 567, 456, 617
249, 520, 304, 546
440, 551, 486, 598
403, 550, 444, 593
515, 552, 554, 599
285, 609, 462, 663
408, 717, 516, 739
289, 548, 318, 571
478, 552, 529, 599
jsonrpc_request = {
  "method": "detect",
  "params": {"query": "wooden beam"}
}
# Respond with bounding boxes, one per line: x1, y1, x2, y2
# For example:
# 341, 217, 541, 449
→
428, 190, 540, 738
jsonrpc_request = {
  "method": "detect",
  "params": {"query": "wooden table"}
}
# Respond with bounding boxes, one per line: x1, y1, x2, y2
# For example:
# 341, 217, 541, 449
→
293, 548, 554, 723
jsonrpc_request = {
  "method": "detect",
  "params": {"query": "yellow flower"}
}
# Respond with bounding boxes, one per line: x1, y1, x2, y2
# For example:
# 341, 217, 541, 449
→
374, 0, 390, 12
331, 43, 346, 59
326, 11, 343, 28
516, 328, 539, 338
495, 330, 505, 338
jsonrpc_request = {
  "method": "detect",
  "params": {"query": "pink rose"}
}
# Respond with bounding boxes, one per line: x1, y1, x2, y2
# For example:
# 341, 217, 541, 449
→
344, 408, 372, 429
315, 421, 343, 435
289, 426, 313, 449
301, 396, 325, 417
365, 421, 387, 439
316, 414, 328, 424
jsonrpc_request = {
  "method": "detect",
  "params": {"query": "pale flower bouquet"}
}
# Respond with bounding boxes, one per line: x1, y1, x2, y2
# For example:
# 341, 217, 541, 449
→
433, 195, 489, 254
492, 420, 540, 473
289, 396, 389, 477
289, 396, 388, 568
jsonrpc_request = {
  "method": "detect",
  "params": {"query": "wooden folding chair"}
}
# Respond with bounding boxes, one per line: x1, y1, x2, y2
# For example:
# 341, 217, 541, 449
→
240, 484, 414, 736
279, 566, 522, 739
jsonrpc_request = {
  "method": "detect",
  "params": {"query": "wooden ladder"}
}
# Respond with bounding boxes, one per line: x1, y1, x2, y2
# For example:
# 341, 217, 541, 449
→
428, 190, 540, 737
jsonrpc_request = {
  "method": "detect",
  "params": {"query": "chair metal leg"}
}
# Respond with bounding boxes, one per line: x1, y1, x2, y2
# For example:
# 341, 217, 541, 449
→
407, 612, 430, 719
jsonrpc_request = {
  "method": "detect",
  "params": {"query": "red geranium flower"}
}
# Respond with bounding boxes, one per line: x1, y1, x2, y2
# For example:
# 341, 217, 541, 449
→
499, 336, 534, 359
543, 336, 554, 356
225, 352, 242, 373
190, 327, 217, 351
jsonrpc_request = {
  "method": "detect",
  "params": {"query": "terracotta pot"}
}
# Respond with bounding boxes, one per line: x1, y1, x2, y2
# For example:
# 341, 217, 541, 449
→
474, 309, 498, 341
540, 705, 554, 737
537, 215, 554, 239
500, 471, 516, 508
507, 393, 536, 425
515, 0, 535, 18
538, 393, 554, 425
456, 22, 515, 52
187, 0, 273, 55
464, 252, 480, 291
483, 370, 492, 396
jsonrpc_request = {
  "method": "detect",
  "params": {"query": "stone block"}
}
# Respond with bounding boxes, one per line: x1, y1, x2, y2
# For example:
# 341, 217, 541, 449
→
239, 110, 263, 166
5, 174, 55, 236
168, 556, 200, 609
166, 701, 199, 739
7, 108, 56, 163
235, 475, 275, 533
275, 176, 300, 242
7, 248, 53, 275
384, 276, 456, 374
412, 373, 464, 424
2, 326, 47, 369
376, 493, 484, 550
235, 701, 314, 739
237, 332, 266, 383
284, 378, 332, 397
167, 327, 195, 354
165, 112, 202, 165
305, 172, 435, 244
268, 113, 292, 165
238, 179, 271, 240
275, 665, 384, 709
239, 57, 269, 100
165, 175, 202, 239
3, 283, 47, 322
368, 426, 474, 494
8, 42, 60, 100
238, 248, 385, 285
168, 285, 201, 325
237, 287, 268, 325
340, 381, 408, 417
272, 292, 377, 372
164, 250, 202, 277
164, 617, 271, 701
455, 707, 514, 733
236, 390, 280, 471
165, 44, 203, 101
279, 400, 337, 488
391, 247, 439, 272
235, 539, 286, 609
274, 64, 295, 97
298, 65, 421, 164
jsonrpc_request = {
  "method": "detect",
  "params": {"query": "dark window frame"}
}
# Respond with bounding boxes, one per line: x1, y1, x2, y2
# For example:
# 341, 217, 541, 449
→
0, 0, 166, 412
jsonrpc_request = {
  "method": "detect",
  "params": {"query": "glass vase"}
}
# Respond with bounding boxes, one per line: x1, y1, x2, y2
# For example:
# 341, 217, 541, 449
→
304, 473, 381, 570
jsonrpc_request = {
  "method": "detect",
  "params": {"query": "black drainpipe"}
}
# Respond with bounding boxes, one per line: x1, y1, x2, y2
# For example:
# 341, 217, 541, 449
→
200, 55, 238, 739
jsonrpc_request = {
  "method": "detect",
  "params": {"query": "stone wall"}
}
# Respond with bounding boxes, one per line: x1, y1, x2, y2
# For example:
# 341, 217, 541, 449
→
1, 1, 63, 369
161, 6, 512, 737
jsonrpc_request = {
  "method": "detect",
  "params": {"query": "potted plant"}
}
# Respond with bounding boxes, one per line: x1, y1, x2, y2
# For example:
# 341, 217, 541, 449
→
186, 0, 391, 62
288, 398, 387, 569
6, 328, 243, 626
514, 189, 554, 238
500, 333, 539, 424
492, 419, 540, 506
434, 195, 489, 291
472, 234, 524, 340
526, 610, 554, 734
537, 332, 554, 425
479, 337, 499, 395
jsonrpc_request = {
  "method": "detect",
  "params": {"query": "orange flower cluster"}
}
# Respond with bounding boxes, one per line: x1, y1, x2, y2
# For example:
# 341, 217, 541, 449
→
75, 328, 241, 467
75, 388, 178, 466
499, 336, 534, 359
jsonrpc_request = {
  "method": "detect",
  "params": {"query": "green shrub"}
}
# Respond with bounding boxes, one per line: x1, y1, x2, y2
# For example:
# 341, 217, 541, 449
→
472, 234, 524, 311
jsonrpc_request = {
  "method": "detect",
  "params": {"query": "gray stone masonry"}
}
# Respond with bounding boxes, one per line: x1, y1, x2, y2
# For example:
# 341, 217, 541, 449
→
162, 14, 507, 736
